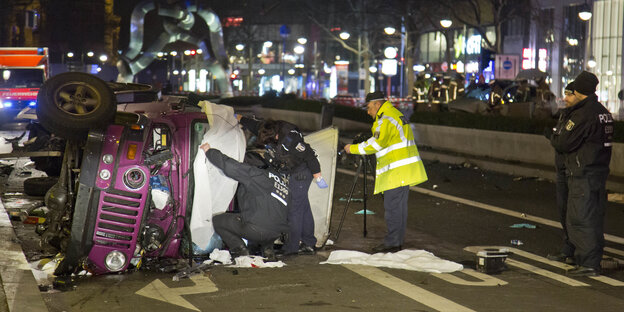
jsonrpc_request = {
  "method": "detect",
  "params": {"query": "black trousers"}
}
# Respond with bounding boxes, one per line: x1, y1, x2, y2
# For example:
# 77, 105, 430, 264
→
555, 169, 575, 257
213, 213, 281, 251
566, 174, 608, 270
283, 168, 316, 253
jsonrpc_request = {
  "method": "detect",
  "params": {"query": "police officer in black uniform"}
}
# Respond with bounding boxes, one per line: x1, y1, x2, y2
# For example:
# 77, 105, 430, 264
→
547, 71, 614, 276
201, 143, 290, 262
237, 116, 325, 256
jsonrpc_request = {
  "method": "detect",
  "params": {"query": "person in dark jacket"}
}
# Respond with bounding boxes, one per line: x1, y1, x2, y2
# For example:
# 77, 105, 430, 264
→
201, 143, 290, 261
547, 71, 614, 277
237, 116, 325, 256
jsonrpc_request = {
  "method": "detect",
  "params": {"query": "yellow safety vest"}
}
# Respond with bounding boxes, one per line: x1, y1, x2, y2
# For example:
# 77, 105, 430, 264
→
349, 101, 428, 194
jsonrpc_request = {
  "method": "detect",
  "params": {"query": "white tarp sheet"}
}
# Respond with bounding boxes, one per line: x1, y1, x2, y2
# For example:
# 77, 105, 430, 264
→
304, 127, 339, 248
320, 249, 463, 273
190, 101, 246, 248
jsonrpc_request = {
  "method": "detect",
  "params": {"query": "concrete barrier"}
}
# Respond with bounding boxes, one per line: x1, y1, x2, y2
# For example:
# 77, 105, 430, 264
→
236, 106, 624, 190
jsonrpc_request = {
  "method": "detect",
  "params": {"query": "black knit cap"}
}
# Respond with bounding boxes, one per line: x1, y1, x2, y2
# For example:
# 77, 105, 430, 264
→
565, 81, 575, 92
572, 71, 599, 95
365, 91, 385, 103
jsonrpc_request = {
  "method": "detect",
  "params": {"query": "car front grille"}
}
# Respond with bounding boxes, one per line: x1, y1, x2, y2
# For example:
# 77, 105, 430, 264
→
93, 191, 143, 249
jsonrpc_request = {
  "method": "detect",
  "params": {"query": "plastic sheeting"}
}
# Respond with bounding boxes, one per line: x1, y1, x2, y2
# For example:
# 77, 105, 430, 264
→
190, 101, 246, 249
320, 249, 463, 273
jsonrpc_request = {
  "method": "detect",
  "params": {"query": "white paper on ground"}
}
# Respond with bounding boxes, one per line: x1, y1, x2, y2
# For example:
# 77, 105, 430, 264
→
190, 101, 246, 248
320, 249, 463, 273
209, 248, 233, 265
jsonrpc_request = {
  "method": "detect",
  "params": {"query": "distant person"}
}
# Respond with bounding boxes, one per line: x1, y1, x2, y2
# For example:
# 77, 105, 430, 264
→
343, 91, 428, 253
546, 71, 614, 277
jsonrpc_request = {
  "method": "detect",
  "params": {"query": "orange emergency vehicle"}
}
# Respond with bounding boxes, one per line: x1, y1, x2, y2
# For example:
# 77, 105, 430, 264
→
0, 47, 49, 123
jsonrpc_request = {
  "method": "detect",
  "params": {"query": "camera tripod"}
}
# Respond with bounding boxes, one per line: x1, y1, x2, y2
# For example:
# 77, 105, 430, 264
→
334, 154, 374, 241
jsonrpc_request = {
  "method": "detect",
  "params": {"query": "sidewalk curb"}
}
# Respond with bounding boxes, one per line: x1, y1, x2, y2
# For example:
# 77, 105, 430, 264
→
0, 199, 47, 312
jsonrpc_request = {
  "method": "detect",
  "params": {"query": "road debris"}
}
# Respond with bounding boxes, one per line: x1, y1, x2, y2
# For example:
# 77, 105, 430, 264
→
509, 223, 537, 229
510, 240, 524, 246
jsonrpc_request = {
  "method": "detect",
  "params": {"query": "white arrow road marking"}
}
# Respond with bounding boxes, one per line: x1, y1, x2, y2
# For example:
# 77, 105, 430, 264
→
432, 268, 508, 286
336, 168, 624, 246
136, 275, 218, 311
343, 264, 476, 312
465, 246, 624, 286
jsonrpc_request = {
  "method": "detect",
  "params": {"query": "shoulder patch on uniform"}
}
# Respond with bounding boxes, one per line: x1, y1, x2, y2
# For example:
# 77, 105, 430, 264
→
565, 120, 575, 131
295, 142, 306, 152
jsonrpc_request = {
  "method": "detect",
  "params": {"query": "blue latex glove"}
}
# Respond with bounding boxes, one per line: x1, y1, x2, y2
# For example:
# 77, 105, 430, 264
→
315, 176, 328, 189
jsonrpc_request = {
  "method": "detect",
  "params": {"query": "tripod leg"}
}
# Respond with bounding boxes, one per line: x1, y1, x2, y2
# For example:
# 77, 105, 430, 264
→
362, 155, 367, 237
333, 157, 363, 242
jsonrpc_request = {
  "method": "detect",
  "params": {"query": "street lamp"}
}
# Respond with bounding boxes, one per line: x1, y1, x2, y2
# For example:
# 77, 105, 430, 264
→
339, 32, 350, 40
384, 47, 398, 59
293, 45, 305, 54
587, 56, 597, 68
440, 19, 453, 28
384, 27, 396, 35
99, 54, 108, 62
66, 52, 74, 58
297, 37, 307, 45
578, 3, 592, 21
86, 51, 94, 57
235, 44, 245, 51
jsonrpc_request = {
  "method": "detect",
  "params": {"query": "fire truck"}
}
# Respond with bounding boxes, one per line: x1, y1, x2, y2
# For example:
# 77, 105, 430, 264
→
0, 47, 49, 124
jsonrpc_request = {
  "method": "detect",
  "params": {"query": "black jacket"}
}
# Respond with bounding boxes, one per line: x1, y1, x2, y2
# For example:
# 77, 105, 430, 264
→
239, 117, 321, 174
550, 94, 613, 177
205, 149, 290, 233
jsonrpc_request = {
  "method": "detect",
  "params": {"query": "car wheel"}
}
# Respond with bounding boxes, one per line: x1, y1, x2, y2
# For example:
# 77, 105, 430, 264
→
23, 176, 59, 197
36, 72, 116, 141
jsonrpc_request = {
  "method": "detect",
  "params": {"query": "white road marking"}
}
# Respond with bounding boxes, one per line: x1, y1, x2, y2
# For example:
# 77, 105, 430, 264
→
136, 275, 218, 311
336, 168, 624, 245
465, 246, 624, 286
343, 264, 476, 312
432, 268, 508, 286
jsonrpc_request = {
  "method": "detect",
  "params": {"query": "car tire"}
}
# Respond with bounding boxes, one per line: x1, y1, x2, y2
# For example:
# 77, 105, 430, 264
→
24, 176, 59, 197
36, 72, 116, 141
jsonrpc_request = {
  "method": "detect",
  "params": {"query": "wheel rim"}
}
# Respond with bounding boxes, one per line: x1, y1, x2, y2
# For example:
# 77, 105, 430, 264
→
53, 82, 102, 116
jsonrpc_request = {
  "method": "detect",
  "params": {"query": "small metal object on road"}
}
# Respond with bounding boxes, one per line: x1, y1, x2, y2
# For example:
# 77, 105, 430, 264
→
476, 248, 510, 274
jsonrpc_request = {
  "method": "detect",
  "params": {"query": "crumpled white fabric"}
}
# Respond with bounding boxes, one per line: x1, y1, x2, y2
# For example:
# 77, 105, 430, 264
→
209, 248, 233, 265
231, 255, 286, 268
190, 101, 246, 248
320, 249, 463, 273
208, 249, 286, 268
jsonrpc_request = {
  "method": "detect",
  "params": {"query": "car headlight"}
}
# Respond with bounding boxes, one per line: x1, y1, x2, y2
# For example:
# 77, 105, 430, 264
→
123, 168, 146, 190
99, 169, 111, 180
102, 154, 114, 164
104, 250, 126, 272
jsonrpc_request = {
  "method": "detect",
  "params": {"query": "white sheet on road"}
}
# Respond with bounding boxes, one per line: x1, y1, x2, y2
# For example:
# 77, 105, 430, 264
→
190, 101, 246, 249
320, 249, 463, 273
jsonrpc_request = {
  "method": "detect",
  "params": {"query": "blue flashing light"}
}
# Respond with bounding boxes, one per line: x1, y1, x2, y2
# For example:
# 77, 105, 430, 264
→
28, 101, 37, 107
3, 101, 13, 108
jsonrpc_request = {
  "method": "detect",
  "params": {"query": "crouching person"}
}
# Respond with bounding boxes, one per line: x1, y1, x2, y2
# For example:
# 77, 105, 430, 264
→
200, 143, 289, 262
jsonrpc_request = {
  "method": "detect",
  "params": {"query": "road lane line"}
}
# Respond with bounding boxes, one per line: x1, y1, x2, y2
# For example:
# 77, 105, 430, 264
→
432, 268, 508, 286
505, 259, 590, 286
343, 264, 476, 312
465, 246, 624, 286
336, 168, 624, 246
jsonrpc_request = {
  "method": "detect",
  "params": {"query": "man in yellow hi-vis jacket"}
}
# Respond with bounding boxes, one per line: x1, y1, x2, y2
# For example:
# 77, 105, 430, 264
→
344, 91, 428, 253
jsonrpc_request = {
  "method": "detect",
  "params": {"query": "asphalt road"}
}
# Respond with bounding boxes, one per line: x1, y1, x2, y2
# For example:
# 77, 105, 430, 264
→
3, 145, 624, 311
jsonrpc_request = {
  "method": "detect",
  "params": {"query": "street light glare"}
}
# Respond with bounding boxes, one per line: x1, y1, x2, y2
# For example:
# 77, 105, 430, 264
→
258, 68, 266, 75
384, 27, 396, 35
369, 66, 378, 73
170, 51, 178, 56
297, 37, 307, 44
235, 44, 245, 51
99, 54, 108, 62
263, 41, 273, 48
384, 47, 398, 59
578, 11, 592, 21
294, 45, 305, 54
87, 51, 94, 57
339, 32, 350, 40
440, 19, 453, 28
67, 52, 74, 58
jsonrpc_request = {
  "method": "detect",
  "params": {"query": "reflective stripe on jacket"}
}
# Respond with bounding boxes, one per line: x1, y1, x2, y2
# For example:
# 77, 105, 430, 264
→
349, 101, 428, 193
